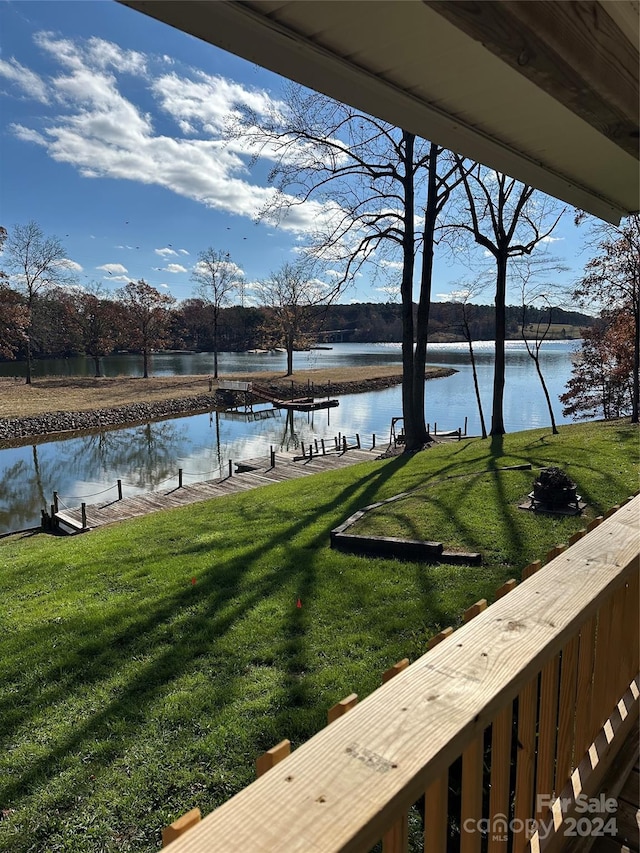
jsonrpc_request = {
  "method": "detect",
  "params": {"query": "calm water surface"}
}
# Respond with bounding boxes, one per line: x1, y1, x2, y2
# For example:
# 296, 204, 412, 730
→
1, 341, 580, 534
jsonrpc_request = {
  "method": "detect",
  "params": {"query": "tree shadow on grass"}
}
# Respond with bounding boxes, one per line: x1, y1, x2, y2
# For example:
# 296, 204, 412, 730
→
0, 453, 412, 827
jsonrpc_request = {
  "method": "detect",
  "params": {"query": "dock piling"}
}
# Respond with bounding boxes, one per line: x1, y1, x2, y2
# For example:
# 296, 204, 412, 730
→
81, 503, 87, 529
117, 479, 123, 500
178, 468, 183, 488
53, 491, 59, 513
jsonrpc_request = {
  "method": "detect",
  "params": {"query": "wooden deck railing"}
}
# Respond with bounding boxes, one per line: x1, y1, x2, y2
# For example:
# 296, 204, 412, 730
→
162, 496, 639, 852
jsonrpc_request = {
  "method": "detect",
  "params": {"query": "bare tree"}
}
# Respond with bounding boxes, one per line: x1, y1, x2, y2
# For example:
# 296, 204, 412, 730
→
255, 261, 330, 376
236, 88, 465, 450
450, 161, 564, 435
450, 280, 490, 438
516, 270, 560, 435
116, 280, 175, 378
3, 221, 76, 383
190, 248, 243, 378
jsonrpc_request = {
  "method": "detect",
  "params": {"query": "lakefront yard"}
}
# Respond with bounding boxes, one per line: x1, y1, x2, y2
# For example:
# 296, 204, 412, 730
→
0, 419, 637, 852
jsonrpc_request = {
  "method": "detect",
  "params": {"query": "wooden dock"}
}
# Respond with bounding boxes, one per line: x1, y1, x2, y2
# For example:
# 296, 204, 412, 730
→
53, 447, 377, 533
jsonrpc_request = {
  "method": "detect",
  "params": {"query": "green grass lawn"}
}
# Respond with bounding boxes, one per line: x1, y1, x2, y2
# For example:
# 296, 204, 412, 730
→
0, 420, 637, 852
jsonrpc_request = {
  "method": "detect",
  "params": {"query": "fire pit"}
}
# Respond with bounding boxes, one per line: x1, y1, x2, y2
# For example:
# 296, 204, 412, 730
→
529, 466, 582, 514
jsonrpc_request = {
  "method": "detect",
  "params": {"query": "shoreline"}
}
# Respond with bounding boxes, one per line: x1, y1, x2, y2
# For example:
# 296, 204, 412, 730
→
0, 366, 455, 447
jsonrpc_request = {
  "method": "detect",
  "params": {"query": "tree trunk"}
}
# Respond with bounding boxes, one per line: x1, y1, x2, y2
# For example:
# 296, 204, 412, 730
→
411, 142, 439, 448
25, 336, 32, 385
213, 311, 219, 379
143, 348, 149, 379
400, 131, 419, 451
534, 356, 559, 434
94, 355, 102, 378
632, 296, 639, 423
286, 336, 294, 376
466, 334, 487, 439
490, 253, 508, 435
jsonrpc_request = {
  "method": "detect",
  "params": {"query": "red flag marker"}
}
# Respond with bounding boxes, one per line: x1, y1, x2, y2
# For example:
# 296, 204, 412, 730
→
191, 577, 197, 585
296, 597, 302, 608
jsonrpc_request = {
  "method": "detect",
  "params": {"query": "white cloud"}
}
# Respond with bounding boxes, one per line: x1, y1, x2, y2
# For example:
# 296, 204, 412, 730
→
62, 259, 83, 272
155, 247, 177, 257
178, 248, 189, 255
0, 57, 49, 103
97, 263, 128, 274
7, 32, 339, 238
542, 235, 564, 243
108, 274, 131, 282
165, 263, 187, 274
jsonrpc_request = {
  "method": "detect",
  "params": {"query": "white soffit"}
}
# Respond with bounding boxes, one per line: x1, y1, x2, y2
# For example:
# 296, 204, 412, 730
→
120, 0, 639, 224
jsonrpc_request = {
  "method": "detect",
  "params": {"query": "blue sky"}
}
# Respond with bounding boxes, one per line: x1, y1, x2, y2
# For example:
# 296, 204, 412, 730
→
0, 1, 592, 306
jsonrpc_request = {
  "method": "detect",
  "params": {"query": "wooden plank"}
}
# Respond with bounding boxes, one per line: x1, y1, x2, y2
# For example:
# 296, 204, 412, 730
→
555, 635, 579, 790
495, 579, 516, 600
463, 599, 487, 623
573, 616, 597, 762
161, 498, 640, 853
460, 735, 483, 853
162, 808, 201, 847
427, 627, 453, 651
487, 704, 512, 853
424, 0, 640, 157
604, 584, 628, 718
522, 560, 542, 580
255, 739, 291, 778
424, 771, 448, 853
327, 694, 358, 725
382, 659, 409, 684
381, 661, 410, 853
591, 595, 615, 740
513, 677, 538, 853
535, 654, 560, 822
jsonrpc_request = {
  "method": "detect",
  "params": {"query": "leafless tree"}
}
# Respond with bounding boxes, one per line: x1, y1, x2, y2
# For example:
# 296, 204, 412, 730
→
235, 88, 466, 450
450, 161, 565, 435
255, 260, 331, 376
191, 248, 243, 377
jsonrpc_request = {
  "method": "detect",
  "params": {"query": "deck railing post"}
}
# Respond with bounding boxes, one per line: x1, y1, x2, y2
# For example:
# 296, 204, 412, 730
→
117, 479, 123, 500
178, 468, 183, 488
270, 446, 275, 467
356, 433, 361, 448
321, 438, 326, 455
53, 491, 59, 513
372, 433, 376, 449
81, 503, 87, 529
228, 460, 233, 478
464, 416, 468, 435
342, 436, 347, 452
301, 442, 306, 457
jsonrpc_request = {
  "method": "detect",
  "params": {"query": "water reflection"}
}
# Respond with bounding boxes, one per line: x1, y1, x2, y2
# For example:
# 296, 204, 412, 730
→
0, 342, 579, 534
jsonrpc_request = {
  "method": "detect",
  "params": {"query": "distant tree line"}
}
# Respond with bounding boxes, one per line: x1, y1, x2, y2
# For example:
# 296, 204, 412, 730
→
0, 287, 594, 367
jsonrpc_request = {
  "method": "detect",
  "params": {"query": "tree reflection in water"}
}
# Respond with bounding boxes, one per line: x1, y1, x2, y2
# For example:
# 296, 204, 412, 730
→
0, 444, 68, 532
75, 420, 186, 490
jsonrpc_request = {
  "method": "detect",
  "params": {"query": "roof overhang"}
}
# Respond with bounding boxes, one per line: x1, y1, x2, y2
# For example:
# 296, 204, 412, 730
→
120, 0, 639, 223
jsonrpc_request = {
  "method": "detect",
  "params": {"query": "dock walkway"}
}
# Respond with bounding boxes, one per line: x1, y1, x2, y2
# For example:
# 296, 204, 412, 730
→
53, 447, 377, 532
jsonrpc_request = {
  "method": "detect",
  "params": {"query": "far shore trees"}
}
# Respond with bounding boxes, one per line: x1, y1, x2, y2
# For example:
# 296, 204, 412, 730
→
76, 286, 120, 377
190, 248, 243, 378
3, 221, 76, 383
115, 280, 175, 378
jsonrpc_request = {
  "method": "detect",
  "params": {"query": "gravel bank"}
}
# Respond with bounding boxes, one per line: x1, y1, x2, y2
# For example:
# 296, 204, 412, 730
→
0, 368, 455, 446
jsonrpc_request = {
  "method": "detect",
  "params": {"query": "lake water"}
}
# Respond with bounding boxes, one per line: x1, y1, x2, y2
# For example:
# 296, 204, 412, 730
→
0, 341, 579, 534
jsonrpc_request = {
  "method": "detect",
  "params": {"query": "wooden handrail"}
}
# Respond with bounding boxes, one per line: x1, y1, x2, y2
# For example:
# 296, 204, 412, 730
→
164, 497, 639, 852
